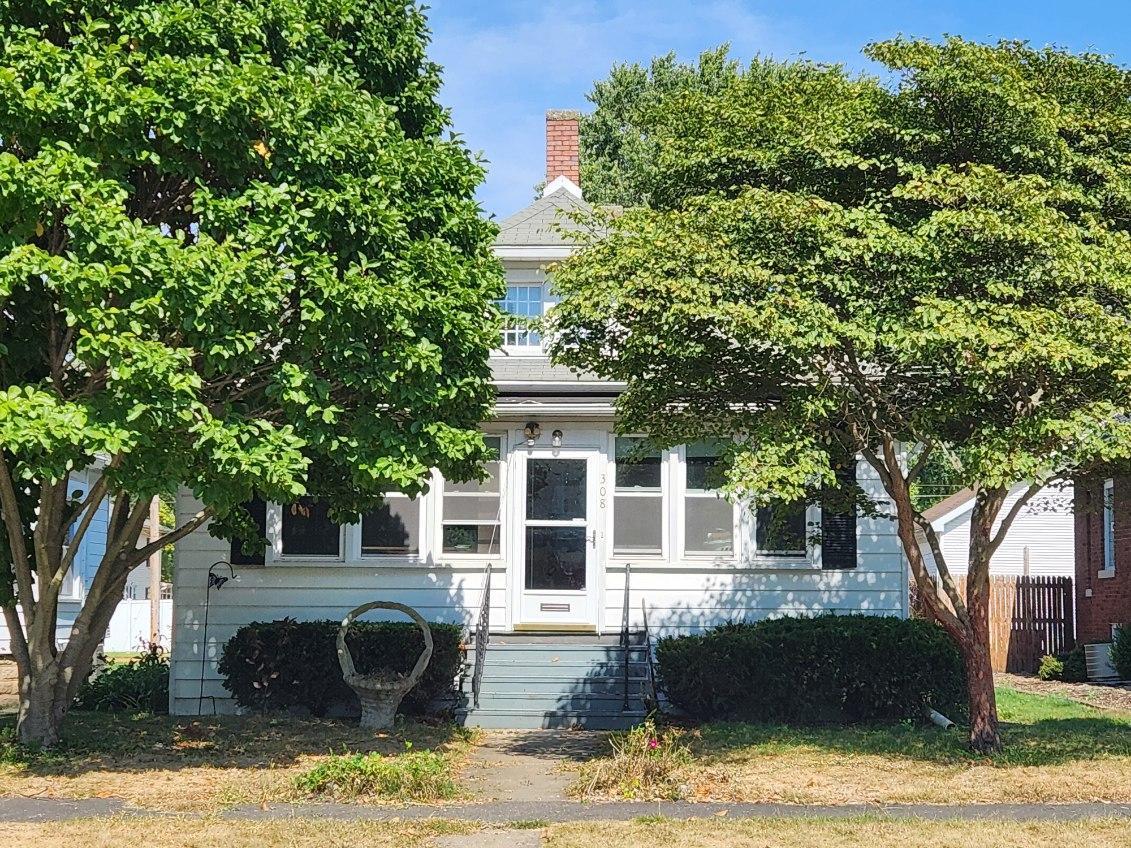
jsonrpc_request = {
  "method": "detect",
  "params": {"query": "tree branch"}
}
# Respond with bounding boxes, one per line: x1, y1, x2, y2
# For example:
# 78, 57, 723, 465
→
987, 482, 1044, 558
0, 453, 36, 620
906, 441, 935, 486
129, 507, 214, 567
55, 472, 111, 589
912, 511, 971, 628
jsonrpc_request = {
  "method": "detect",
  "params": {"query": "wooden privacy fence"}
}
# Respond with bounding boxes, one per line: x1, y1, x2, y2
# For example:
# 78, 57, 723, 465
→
952, 575, 1075, 673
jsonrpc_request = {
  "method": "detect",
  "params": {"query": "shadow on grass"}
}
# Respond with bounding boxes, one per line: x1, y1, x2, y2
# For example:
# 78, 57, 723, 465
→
692, 687, 1131, 769
0, 710, 472, 778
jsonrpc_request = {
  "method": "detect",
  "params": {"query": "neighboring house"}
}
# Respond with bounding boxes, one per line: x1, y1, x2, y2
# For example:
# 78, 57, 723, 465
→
917, 483, 1076, 579
0, 469, 171, 657
1074, 476, 1131, 648
170, 111, 910, 724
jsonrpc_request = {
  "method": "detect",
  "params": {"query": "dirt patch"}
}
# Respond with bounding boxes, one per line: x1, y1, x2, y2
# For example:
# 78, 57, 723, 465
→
997, 673, 1131, 712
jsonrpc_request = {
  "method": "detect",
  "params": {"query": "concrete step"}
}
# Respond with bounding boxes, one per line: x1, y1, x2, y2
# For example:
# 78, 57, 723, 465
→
456, 707, 647, 730
465, 676, 648, 695
461, 691, 646, 712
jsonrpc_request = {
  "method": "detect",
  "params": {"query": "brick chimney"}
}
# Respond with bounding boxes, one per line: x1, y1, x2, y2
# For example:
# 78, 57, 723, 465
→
545, 109, 581, 193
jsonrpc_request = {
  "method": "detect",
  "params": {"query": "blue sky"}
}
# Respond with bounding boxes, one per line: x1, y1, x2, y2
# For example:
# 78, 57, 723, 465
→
426, 1, 1131, 219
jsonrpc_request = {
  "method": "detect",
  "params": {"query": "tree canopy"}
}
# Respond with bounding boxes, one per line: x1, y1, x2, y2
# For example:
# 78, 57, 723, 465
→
552, 38, 1131, 750
0, 0, 501, 744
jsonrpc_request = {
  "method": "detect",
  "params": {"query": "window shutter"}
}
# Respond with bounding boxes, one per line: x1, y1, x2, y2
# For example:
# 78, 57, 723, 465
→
821, 456, 858, 570
230, 496, 267, 566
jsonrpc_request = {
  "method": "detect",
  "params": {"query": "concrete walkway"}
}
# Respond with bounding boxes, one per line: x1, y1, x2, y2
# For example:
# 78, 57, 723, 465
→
1, 796, 1130, 824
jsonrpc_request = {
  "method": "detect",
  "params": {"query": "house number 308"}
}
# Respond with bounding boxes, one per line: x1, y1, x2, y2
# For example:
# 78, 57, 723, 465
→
599, 473, 607, 509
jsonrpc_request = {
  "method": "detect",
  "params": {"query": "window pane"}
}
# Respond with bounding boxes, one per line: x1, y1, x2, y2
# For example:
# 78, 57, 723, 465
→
281, 497, 340, 556
498, 284, 543, 346
615, 437, 662, 489
525, 526, 586, 590
444, 495, 501, 522
361, 498, 419, 556
756, 501, 807, 555
443, 524, 500, 556
526, 459, 586, 520
685, 496, 733, 554
686, 442, 726, 490
446, 437, 501, 494
230, 496, 268, 565
614, 494, 662, 554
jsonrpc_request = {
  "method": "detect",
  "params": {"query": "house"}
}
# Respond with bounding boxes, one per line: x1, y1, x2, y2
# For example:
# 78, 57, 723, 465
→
917, 483, 1075, 579
1074, 475, 1131, 676
169, 111, 910, 726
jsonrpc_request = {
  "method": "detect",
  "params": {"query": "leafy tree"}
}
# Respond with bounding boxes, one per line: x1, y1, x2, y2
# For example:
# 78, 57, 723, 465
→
551, 38, 1131, 752
0, 1, 501, 746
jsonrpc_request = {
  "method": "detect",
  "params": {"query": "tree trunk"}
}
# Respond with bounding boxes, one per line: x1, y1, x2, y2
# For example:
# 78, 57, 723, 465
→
16, 662, 65, 748
963, 570, 1001, 753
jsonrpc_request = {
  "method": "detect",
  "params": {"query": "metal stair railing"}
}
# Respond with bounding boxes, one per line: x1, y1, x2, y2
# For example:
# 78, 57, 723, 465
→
471, 562, 491, 709
621, 561, 632, 712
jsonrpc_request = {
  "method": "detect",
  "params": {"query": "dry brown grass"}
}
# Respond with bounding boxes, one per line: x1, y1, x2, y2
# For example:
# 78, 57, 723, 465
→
0, 816, 477, 848
0, 712, 478, 812
545, 818, 1131, 848
573, 687, 1131, 804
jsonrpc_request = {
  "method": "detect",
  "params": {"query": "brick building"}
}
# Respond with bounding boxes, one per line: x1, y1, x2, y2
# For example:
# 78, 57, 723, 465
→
1074, 475, 1131, 644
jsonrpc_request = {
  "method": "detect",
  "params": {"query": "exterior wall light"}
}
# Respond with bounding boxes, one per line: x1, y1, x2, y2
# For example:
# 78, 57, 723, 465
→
524, 422, 541, 446
551, 429, 563, 447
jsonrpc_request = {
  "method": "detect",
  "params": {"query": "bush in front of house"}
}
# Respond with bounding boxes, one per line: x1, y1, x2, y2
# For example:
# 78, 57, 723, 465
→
1038, 644, 1088, 683
656, 614, 966, 724
1037, 654, 1064, 681
74, 645, 169, 713
1112, 626, 1131, 681
218, 618, 463, 717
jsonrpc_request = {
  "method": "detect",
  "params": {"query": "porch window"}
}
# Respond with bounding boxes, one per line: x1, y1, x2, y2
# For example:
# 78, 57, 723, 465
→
683, 442, 734, 555
441, 436, 503, 556
361, 494, 420, 557
1103, 478, 1115, 573
497, 284, 543, 347
613, 437, 663, 555
754, 502, 808, 556
280, 496, 341, 557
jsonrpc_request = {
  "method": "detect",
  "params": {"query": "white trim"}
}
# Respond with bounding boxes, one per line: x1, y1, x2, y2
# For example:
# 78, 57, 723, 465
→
493, 245, 575, 260
1103, 478, 1116, 576
542, 175, 583, 198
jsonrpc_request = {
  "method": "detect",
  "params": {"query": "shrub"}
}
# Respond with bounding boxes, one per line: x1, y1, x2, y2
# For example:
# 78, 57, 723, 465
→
573, 716, 691, 800
218, 618, 463, 716
1037, 654, 1064, 681
1112, 626, 1131, 681
1061, 644, 1089, 683
656, 615, 966, 724
74, 645, 169, 713
294, 745, 458, 801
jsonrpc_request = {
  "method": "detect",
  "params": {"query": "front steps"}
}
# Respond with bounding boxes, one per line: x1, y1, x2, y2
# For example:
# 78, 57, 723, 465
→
455, 635, 652, 730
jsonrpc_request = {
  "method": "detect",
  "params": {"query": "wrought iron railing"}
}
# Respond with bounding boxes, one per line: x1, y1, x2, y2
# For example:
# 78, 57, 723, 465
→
641, 598, 659, 712
621, 561, 632, 711
471, 563, 491, 709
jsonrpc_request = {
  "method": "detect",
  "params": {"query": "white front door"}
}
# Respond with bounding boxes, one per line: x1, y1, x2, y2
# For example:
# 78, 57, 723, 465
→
516, 448, 599, 629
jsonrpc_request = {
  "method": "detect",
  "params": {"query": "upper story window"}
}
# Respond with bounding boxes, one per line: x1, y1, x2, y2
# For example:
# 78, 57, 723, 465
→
498, 284, 544, 348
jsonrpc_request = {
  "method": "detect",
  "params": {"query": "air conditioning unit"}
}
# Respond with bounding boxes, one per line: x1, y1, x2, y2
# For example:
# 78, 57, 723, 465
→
1085, 642, 1119, 682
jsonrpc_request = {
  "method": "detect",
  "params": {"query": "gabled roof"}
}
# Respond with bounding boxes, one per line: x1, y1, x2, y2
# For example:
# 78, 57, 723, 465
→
494, 185, 594, 248
921, 488, 976, 525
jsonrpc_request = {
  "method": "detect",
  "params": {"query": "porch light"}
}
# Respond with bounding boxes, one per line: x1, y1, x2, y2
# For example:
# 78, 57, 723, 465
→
524, 422, 541, 446
551, 429, 563, 447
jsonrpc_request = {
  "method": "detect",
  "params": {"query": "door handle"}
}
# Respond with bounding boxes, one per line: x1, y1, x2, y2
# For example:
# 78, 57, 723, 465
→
586, 531, 597, 548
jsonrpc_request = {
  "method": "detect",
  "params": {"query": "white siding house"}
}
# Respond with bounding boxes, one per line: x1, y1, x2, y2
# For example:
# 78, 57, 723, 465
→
168, 112, 910, 721
917, 483, 1075, 578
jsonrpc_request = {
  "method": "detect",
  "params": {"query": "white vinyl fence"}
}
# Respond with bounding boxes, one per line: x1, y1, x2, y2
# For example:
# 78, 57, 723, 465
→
104, 599, 173, 653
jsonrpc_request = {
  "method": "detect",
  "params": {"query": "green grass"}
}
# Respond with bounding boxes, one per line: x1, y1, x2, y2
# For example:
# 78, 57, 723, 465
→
696, 686, 1131, 768
293, 746, 460, 802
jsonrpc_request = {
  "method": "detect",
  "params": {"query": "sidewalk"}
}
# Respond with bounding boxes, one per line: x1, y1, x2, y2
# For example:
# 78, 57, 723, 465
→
1, 796, 1129, 824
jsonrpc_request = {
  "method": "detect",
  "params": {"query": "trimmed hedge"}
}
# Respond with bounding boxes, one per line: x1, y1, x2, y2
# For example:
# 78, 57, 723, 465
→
218, 618, 463, 716
656, 615, 966, 724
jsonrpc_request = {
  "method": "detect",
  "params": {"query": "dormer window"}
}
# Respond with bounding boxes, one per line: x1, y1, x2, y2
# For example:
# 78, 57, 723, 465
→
498, 284, 544, 347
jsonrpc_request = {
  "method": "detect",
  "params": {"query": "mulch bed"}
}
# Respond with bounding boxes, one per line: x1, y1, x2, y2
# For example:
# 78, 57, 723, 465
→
998, 672, 1131, 712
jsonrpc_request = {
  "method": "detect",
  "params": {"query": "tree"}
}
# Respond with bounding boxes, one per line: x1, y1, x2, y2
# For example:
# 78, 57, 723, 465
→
552, 38, 1131, 752
0, 1, 502, 746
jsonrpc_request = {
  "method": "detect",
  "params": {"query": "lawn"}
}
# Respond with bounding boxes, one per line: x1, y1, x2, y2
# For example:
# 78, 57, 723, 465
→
0, 711, 476, 812
0, 816, 1128, 848
573, 686, 1131, 804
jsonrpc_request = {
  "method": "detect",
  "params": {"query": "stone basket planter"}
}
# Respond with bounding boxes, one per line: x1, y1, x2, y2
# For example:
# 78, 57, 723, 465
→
336, 601, 433, 729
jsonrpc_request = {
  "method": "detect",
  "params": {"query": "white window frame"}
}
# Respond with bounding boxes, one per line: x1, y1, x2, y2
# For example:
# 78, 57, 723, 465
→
1101, 477, 1116, 578
497, 268, 556, 355
609, 435, 668, 561
270, 501, 346, 563
437, 432, 507, 561
746, 501, 823, 569
677, 444, 739, 561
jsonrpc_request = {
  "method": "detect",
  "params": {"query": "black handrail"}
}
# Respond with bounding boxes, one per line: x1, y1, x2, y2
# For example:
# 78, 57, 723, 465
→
471, 563, 491, 709
621, 561, 632, 712
641, 598, 659, 712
